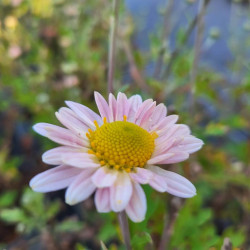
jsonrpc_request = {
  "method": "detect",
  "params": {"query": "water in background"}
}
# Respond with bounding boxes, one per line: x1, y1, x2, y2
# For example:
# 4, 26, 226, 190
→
125, 0, 250, 81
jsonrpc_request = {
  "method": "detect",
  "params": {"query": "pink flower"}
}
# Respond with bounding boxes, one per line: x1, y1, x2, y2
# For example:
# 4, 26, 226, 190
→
30, 92, 203, 222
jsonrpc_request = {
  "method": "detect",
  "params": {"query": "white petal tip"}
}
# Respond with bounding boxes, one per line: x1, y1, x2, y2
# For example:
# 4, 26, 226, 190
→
191, 191, 197, 197
32, 124, 47, 136
97, 210, 110, 213
65, 195, 79, 205
28, 179, 48, 193
132, 217, 145, 223
29, 182, 42, 193
65, 100, 73, 106
188, 191, 197, 197
29, 178, 37, 190
174, 190, 197, 198
65, 199, 75, 206
32, 124, 37, 131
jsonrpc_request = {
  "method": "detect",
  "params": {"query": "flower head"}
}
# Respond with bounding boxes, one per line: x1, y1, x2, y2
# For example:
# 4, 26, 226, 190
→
30, 92, 203, 222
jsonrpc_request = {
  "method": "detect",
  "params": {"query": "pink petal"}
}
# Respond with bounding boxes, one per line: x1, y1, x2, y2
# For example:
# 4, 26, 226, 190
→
116, 92, 129, 121
169, 124, 191, 137
130, 167, 167, 192
153, 137, 178, 157
65, 101, 102, 129
108, 93, 117, 122
91, 167, 118, 188
42, 146, 86, 165
62, 152, 100, 168
157, 152, 189, 164
128, 95, 142, 110
130, 167, 153, 184
135, 99, 156, 129
65, 168, 96, 205
156, 124, 190, 143
151, 115, 179, 132
33, 123, 54, 136
110, 172, 132, 212
148, 173, 168, 192
170, 136, 204, 154
154, 134, 203, 160
94, 92, 111, 122
30, 165, 82, 192
148, 166, 196, 198
125, 183, 146, 222
147, 153, 175, 165
127, 95, 142, 122
55, 107, 89, 137
94, 188, 111, 213
150, 103, 167, 126
33, 123, 88, 148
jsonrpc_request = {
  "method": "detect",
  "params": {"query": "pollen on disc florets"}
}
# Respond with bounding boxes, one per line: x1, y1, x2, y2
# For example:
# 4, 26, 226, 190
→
86, 116, 157, 172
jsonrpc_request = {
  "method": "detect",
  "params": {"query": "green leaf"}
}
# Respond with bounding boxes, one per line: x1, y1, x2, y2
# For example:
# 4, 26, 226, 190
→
0, 190, 18, 208
74, 243, 87, 250
205, 122, 229, 136
98, 221, 117, 242
0, 208, 27, 224
21, 188, 44, 215
196, 209, 212, 226
131, 232, 153, 249
55, 218, 83, 233
45, 200, 60, 220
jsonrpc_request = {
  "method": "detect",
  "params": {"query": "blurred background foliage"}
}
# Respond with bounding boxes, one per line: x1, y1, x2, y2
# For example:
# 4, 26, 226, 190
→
0, 0, 250, 249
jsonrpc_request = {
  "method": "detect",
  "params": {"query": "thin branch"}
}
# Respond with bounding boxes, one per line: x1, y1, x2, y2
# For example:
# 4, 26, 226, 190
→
121, 39, 150, 93
189, 0, 206, 117
107, 0, 120, 94
160, 0, 210, 81
153, 0, 174, 79
158, 197, 183, 250
157, 0, 210, 102
118, 211, 132, 250
221, 238, 232, 250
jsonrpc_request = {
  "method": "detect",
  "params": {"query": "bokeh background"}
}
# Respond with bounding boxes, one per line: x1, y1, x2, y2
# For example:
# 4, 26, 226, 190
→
0, 0, 250, 249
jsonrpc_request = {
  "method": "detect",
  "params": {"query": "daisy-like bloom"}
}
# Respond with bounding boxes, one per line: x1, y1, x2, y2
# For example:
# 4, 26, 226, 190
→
30, 92, 203, 222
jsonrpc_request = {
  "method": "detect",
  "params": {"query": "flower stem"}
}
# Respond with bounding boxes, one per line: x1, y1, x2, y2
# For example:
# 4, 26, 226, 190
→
118, 211, 132, 250
108, 0, 120, 94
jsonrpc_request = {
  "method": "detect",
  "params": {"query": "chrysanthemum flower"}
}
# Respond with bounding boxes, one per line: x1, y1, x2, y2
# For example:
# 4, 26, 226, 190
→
30, 92, 203, 222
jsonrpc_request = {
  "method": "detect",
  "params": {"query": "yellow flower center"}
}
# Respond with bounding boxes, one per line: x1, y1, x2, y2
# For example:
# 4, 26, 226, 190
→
86, 117, 157, 172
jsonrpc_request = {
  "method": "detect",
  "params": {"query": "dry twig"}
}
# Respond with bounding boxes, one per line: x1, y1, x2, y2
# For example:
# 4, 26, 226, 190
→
121, 39, 150, 93
153, 0, 175, 79
158, 197, 184, 250
221, 237, 232, 250
107, 0, 120, 94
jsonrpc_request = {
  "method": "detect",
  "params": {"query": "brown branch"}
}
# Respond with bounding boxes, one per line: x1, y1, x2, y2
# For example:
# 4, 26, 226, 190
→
107, 0, 120, 94
158, 197, 184, 250
189, 0, 207, 118
121, 39, 150, 93
118, 211, 132, 250
221, 238, 232, 250
153, 0, 175, 79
